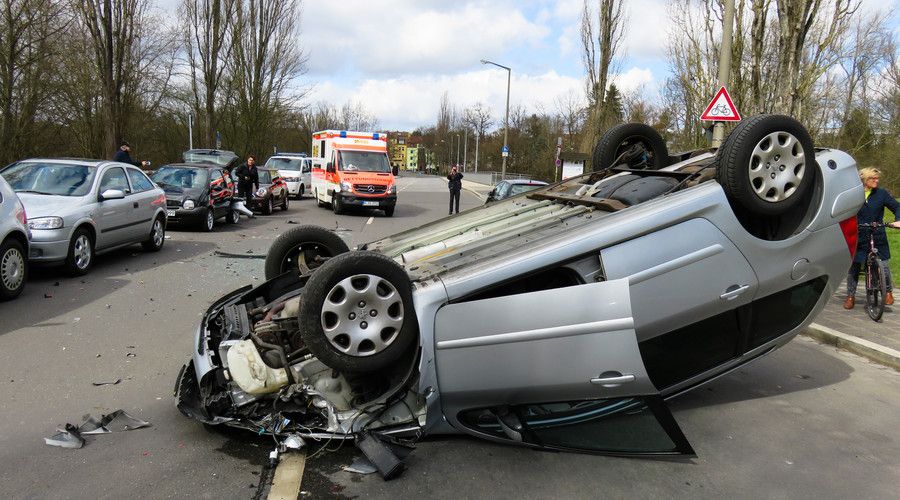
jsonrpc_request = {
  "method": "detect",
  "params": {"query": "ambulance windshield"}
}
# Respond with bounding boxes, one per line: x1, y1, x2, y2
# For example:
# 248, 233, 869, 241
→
338, 151, 390, 172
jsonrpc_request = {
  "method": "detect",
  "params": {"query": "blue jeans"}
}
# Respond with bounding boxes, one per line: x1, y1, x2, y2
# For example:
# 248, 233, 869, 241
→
847, 259, 894, 297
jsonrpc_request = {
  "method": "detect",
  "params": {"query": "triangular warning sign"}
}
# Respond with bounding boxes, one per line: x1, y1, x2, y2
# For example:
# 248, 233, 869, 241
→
700, 86, 741, 121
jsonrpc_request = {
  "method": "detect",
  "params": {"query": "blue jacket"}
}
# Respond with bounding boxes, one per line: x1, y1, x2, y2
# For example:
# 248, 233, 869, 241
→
854, 187, 899, 263
112, 149, 139, 167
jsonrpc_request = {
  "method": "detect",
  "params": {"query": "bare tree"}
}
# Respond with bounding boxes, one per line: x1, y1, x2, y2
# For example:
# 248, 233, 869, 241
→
581, 0, 625, 107
181, 0, 236, 148
462, 102, 493, 142
229, 0, 307, 154
554, 92, 585, 145
0, 0, 67, 163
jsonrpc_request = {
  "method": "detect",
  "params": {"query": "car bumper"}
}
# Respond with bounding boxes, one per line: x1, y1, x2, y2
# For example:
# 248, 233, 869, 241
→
28, 227, 73, 263
165, 206, 208, 225
334, 193, 397, 208
284, 181, 301, 195
247, 196, 272, 210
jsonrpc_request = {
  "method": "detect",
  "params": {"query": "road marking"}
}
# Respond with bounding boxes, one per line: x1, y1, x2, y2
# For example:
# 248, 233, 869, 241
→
366, 216, 374, 225
268, 451, 306, 500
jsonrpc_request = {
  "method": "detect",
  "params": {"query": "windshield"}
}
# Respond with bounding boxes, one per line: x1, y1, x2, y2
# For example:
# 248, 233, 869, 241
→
183, 150, 237, 167
266, 158, 303, 171
510, 183, 545, 196
338, 151, 390, 172
1, 162, 97, 196
258, 170, 273, 184
150, 166, 209, 189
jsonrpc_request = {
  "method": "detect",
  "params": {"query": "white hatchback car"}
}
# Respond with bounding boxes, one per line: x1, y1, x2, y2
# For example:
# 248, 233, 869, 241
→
264, 154, 311, 198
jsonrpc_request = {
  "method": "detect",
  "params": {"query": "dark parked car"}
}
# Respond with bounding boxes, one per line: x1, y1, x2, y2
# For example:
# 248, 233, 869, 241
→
485, 179, 549, 203
150, 164, 240, 231
247, 168, 289, 215
182, 149, 239, 170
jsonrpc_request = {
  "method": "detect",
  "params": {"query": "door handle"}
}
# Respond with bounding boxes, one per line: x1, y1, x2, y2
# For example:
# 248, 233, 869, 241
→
590, 374, 635, 387
720, 284, 750, 301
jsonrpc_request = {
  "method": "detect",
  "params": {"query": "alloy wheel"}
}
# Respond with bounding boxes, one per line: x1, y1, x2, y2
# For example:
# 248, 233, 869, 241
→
1, 247, 25, 291
748, 131, 805, 203
320, 274, 404, 357
73, 234, 91, 270
151, 219, 164, 248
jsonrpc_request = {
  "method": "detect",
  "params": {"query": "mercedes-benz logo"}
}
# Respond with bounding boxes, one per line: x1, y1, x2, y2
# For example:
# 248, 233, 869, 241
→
367, 185, 375, 193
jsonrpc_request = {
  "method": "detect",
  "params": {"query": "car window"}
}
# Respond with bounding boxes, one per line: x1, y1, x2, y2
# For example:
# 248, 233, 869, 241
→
99, 167, 130, 193
127, 169, 155, 192
267, 157, 303, 171
302, 160, 311, 173
496, 182, 510, 198
1, 162, 97, 197
510, 183, 544, 196
150, 167, 208, 189
258, 170, 272, 183
210, 169, 223, 188
747, 277, 827, 350
338, 151, 390, 172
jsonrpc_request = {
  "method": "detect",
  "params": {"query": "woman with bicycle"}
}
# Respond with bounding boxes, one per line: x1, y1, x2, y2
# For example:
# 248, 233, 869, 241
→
844, 167, 900, 310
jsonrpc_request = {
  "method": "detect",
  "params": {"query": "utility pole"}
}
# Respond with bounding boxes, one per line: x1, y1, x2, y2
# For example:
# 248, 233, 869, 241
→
456, 134, 460, 167
474, 133, 479, 173
463, 128, 468, 172
481, 59, 511, 180
711, 0, 736, 148
188, 113, 193, 150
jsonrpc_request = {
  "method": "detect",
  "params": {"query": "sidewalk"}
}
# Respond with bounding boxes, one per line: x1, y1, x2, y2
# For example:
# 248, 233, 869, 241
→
804, 289, 900, 371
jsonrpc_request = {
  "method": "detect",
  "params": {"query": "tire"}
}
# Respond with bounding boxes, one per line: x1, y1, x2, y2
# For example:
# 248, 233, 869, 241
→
200, 208, 215, 232
298, 184, 305, 198
65, 227, 94, 276
264, 225, 351, 280
592, 122, 668, 173
383, 206, 395, 217
226, 207, 240, 224
141, 216, 165, 252
332, 195, 343, 215
0, 237, 27, 301
865, 255, 886, 322
282, 194, 289, 211
715, 114, 816, 217
297, 251, 418, 373
262, 197, 273, 215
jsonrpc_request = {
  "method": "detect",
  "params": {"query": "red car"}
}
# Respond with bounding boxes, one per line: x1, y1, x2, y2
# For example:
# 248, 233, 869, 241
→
249, 168, 289, 215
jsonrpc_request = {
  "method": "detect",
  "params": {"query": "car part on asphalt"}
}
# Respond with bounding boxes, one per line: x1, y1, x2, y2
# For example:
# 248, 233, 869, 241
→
176, 116, 864, 467
44, 410, 150, 449
264, 225, 351, 279
592, 122, 669, 173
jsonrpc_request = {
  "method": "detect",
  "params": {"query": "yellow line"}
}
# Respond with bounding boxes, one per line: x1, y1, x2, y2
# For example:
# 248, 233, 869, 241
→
268, 451, 306, 500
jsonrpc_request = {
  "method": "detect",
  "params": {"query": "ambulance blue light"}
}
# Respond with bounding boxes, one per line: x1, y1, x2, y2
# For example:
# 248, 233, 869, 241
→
340, 131, 347, 138
373, 133, 379, 140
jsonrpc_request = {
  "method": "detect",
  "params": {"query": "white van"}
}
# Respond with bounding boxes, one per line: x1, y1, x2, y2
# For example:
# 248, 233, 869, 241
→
264, 153, 311, 198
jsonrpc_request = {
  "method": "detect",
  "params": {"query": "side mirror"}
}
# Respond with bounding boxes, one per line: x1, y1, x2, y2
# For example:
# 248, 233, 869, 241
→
99, 189, 125, 201
326, 162, 335, 173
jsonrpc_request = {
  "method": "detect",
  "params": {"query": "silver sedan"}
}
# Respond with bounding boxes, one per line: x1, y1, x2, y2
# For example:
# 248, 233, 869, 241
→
0, 174, 29, 300
1, 159, 168, 275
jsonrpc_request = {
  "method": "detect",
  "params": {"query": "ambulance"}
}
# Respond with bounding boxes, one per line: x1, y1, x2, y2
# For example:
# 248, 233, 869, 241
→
311, 130, 397, 217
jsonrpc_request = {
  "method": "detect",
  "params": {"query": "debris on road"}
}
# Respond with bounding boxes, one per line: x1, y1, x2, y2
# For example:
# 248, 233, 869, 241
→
212, 250, 265, 259
44, 410, 150, 449
91, 379, 121, 386
342, 457, 377, 475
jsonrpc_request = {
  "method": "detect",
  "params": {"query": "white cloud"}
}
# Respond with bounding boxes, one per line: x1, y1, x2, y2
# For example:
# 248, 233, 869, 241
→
308, 69, 584, 131
621, 0, 669, 60
611, 67, 655, 93
303, 1, 549, 77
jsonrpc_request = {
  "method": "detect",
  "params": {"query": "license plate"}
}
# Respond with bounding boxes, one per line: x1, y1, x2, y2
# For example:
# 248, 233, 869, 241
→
362, 201, 379, 207
166, 210, 175, 217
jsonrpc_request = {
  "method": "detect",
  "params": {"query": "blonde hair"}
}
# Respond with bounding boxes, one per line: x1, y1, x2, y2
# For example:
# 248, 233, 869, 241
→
859, 167, 881, 183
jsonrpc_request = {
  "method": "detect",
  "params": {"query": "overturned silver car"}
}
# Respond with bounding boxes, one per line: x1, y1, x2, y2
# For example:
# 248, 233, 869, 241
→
176, 116, 864, 464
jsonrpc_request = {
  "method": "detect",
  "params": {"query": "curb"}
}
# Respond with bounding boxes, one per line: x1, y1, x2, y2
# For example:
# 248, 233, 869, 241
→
802, 323, 900, 371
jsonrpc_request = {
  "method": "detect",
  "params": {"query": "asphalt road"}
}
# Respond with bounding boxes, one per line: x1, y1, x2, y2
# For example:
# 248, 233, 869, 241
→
2, 174, 899, 499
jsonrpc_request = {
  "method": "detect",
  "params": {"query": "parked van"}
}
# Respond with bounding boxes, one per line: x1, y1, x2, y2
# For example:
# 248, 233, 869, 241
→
310, 130, 396, 217
265, 153, 311, 199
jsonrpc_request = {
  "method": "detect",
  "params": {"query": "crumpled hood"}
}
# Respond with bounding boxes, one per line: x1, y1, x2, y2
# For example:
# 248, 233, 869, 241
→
16, 193, 89, 219
338, 171, 393, 185
161, 185, 205, 203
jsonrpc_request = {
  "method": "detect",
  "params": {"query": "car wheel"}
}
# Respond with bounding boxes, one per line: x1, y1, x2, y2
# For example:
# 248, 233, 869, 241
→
298, 185, 305, 198
298, 251, 418, 373
282, 195, 289, 211
65, 228, 94, 276
226, 207, 240, 224
262, 197, 273, 215
0, 238, 27, 301
383, 206, 395, 217
141, 216, 165, 252
715, 114, 815, 216
264, 225, 350, 280
201, 208, 215, 232
332, 195, 343, 215
316, 189, 326, 207
592, 122, 668, 173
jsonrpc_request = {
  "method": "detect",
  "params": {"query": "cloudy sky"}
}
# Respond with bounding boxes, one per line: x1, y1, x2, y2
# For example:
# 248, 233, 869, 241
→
158, 0, 899, 131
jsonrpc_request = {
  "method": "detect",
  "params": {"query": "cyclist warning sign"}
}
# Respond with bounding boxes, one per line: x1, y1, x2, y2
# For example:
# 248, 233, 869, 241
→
700, 86, 741, 121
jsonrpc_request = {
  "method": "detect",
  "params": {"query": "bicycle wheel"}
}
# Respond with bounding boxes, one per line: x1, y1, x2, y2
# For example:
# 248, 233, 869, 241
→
865, 256, 887, 321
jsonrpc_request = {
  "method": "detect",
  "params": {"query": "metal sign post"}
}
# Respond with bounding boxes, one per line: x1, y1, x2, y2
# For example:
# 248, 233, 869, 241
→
710, 0, 736, 148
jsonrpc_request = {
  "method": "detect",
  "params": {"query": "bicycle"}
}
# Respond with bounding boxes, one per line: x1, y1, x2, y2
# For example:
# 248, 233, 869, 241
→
858, 221, 895, 321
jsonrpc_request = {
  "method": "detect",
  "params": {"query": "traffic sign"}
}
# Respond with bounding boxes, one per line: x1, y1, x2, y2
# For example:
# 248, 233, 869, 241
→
501, 145, 509, 153
700, 86, 741, 122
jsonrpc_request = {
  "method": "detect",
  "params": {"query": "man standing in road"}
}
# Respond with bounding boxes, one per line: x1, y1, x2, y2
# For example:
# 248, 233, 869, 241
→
113, 141, 149, 168
447, 165, 463, 215
235, 155, 259, 200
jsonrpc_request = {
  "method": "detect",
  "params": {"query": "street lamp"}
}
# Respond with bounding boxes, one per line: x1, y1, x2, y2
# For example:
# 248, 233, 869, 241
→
481, 59, 511, 180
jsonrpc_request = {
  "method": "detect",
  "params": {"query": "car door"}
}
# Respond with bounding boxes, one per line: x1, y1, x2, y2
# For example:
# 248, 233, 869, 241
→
434, 278, 693, 456
94, 166, 133, 248
125, 168, 159, 242
208, 169, 228, 217
301, 159, 311, 189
